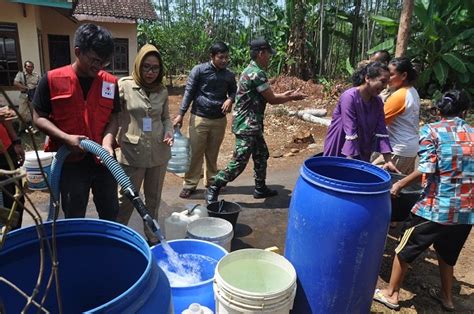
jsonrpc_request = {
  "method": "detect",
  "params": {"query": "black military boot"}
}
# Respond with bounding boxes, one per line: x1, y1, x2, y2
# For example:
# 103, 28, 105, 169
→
205, 183, 222, 204
253, 180, 278, 199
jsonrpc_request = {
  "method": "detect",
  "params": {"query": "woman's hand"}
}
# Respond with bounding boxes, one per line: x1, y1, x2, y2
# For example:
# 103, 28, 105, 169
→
163, 131, 174, 146
390, 181, 403, 197
382, 160, 401, 174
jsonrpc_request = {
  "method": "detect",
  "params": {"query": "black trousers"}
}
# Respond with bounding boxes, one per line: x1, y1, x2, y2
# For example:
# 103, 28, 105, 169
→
59, 154, 118, 220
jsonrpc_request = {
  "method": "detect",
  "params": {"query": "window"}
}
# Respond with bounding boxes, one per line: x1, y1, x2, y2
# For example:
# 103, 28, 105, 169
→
48, 35, 71, 69
107, 38, 128, 77
0, 23, 21, 87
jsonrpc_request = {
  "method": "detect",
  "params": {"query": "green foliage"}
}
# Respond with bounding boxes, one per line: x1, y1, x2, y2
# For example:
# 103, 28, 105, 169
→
366, 39, 394, 55
369, 0, 474, 98
137, 0, 472, 99
410, 0, 474, 98
345, 57, 354, 75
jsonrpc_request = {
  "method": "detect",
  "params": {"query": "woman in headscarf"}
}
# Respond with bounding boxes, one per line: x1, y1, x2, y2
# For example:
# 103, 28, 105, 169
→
116, 44, 173, 244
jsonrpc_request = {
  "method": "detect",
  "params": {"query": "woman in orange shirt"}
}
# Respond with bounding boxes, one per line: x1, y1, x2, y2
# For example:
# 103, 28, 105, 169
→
373, 57, 420, 174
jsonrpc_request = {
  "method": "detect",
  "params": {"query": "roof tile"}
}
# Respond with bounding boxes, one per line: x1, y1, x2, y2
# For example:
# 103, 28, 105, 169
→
73, 0, 158, 21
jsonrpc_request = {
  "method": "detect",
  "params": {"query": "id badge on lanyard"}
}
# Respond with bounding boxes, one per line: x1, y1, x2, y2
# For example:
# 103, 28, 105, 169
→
143, 96, 152, 132
143, 116, 152, 132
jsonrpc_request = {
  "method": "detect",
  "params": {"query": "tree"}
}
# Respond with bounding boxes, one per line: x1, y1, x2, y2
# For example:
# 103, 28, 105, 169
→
349, 0, 362, 65
286, 0, 312, 79
395, 0, 414, 57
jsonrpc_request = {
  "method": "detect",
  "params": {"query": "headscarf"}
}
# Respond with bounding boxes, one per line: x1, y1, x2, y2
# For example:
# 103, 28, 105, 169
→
132, 44, 163, 93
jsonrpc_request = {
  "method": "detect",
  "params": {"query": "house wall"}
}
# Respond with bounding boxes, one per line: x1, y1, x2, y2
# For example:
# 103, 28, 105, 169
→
40, 10, 137, 75
0, 2, 139, 105
0, 2, 41, 104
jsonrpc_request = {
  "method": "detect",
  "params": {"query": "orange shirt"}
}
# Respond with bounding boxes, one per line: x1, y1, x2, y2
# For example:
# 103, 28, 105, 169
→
384, 87, 408, 125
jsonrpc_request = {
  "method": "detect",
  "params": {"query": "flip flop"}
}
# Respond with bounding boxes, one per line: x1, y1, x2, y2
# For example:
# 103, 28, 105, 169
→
179, 188, 195, 199
373, 289, 400, 310
428, 288, 455, 312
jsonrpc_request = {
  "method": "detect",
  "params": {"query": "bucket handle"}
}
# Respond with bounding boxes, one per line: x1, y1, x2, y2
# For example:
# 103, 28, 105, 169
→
187, 204, 200, 215
215, 288, 295, 310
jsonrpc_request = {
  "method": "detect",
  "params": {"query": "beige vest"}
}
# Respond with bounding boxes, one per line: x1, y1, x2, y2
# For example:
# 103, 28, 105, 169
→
116, 77, 172, 167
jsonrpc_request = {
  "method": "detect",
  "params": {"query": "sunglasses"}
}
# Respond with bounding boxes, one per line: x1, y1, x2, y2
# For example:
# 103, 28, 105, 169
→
142, 63, 161, 74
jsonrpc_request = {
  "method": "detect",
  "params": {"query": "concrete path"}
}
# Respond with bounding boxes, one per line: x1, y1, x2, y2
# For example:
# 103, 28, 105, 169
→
21, 158, 303, 252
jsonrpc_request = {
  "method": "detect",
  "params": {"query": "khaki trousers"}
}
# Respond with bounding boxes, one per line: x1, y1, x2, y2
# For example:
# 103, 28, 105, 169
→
117, 164, 167, 241
184, 114, 227, 190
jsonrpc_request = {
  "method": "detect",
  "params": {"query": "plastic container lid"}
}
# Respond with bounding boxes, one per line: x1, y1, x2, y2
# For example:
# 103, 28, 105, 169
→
181, 303, 213, 314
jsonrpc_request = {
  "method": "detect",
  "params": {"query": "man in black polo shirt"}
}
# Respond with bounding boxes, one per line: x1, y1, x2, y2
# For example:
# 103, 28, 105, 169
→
173, 41, 237, 199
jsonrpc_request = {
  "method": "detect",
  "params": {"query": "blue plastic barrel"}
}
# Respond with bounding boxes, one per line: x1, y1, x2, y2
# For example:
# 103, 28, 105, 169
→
284, 157, 391, 313
0, 219, 172, 313
152, 239, 228, 313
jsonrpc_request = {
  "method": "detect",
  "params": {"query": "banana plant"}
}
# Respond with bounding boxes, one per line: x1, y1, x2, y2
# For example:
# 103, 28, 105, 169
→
368, 0, 474, 98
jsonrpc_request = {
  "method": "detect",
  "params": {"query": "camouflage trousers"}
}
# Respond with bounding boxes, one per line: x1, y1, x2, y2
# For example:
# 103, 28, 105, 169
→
214, 134, 269, 186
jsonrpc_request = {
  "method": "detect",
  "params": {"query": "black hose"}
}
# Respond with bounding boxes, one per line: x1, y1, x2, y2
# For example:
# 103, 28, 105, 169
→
48, 139, 164, 241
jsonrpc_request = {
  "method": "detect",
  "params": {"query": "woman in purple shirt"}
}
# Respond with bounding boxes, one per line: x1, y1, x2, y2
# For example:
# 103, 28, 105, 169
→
324, 62, 397, 171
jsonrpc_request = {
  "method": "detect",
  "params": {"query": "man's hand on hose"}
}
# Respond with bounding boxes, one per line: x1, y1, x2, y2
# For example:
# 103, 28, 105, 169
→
64, 134, 88, 153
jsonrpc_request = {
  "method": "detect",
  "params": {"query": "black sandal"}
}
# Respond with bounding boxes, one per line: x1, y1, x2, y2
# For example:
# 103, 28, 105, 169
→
179, 188, 194, 199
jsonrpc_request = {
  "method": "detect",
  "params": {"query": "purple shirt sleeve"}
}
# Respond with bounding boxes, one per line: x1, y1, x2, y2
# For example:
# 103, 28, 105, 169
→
340, 91, 361, 157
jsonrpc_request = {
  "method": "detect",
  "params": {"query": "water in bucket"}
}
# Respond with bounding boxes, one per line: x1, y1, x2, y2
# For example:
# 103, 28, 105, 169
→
152, 239, 228, 313
186, 217, 233, 252
219, 259, 293, 293
157, 253, 218, 286
214, 249, 297, 314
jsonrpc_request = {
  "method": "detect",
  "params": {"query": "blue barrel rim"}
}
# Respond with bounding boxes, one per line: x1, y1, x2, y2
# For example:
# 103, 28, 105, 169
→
301, 156, 391, 194
151, 238, 228, 289
2, 218, 157, 312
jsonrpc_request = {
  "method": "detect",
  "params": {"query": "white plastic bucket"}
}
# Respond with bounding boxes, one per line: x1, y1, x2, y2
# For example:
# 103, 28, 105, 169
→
214, 249, 297, 314
186, 217, 233, 252
24, 150, 53, 190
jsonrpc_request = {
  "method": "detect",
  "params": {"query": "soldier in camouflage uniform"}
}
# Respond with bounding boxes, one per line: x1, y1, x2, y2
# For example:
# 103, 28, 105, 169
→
205, 38, 306, 204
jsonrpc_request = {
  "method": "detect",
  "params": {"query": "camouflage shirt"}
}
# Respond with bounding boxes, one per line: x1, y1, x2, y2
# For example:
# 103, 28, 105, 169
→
232, 61, 270, 135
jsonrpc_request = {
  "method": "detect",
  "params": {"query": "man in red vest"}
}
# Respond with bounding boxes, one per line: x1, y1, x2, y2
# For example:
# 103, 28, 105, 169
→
32, 24, 119, 220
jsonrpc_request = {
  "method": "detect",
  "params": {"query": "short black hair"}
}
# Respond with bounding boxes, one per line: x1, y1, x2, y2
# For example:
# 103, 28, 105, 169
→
74, 23, 114, 60
435, 90, 471, 117
389, 57, 418, 83
24, 60, 33, 67
250, 49, 259, 60
352, 61, 389, 86
371, 50, 391, 64
210, 41, 229, 56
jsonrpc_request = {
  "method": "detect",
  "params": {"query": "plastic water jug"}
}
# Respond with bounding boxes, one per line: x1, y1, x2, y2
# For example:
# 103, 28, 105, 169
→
164, 204, 208, 240
181, 303, 213, 314
167, 126, 190, 173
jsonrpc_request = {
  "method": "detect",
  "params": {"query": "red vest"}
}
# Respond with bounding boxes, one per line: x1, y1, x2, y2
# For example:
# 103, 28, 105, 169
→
44, 65, 117, 152
0, 124, 12, 153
